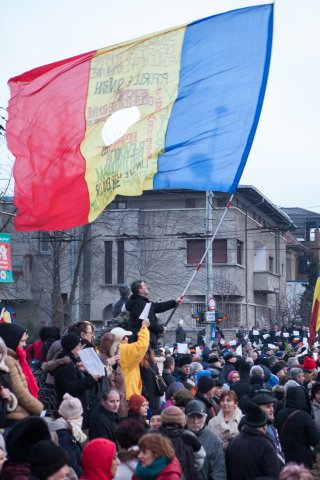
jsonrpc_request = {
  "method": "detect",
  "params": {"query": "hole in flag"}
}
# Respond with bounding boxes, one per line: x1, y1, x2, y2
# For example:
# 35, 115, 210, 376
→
101, 106, 141, 146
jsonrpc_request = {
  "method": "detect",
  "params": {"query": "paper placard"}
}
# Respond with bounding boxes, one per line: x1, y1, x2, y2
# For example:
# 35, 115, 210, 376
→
303, 337, 308, 346
314, 341, 319, 348
308, 333, 310, 337
236, 345, 242, 356
283, 332, 289, 337
293, 330, 300, 336
196, 347, 202, 357
314, 353, 318, 361
275, 331, 281, 336
177, 343, 188, 354
220, 339, 225, 345
262, 334, 270, 339
229, 340, 237, 346
253, 330, 259, 335
139, 302, 151, 320
267, 344, 276, 349
78, 348, 105, 377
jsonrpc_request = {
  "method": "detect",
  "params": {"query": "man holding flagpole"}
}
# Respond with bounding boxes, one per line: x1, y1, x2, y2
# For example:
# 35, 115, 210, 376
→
125, 280, 183, 348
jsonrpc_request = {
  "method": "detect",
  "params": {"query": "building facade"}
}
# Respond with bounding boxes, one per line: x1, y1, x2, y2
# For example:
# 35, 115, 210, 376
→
1, 186, 295, 335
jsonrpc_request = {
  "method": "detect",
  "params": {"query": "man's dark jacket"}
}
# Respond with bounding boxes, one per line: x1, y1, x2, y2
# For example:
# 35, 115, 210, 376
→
126, 294, 176, 348
226, 424, 282, 480
88, 403, 120, 443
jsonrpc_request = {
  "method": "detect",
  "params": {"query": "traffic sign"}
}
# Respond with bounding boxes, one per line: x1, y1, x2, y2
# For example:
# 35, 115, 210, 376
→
208, 296, 217, 311
206, 311, 216, 323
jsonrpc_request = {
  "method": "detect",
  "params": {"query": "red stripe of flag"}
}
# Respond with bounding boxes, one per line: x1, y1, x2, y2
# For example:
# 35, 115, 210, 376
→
7, 51, 96, 231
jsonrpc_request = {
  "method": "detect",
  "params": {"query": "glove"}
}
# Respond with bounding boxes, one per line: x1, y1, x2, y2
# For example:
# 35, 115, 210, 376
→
183, 431, 202, 452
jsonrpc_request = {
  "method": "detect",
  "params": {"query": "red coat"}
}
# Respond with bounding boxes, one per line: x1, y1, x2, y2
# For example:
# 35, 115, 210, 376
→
26, 340, 45, 362
133, 457, 182, 480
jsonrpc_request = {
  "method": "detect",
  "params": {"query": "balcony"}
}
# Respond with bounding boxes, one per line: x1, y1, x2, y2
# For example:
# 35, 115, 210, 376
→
253, 271, 280, 293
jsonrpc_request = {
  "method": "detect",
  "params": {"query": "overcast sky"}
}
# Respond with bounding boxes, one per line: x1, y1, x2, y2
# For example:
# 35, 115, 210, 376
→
1, 0, 320, 213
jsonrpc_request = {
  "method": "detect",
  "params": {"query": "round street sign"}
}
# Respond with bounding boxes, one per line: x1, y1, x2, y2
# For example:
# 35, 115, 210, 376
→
208, 296, 217, 311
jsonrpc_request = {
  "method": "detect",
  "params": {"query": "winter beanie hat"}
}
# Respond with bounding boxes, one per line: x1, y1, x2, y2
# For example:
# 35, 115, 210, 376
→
161, 406, 186, 427
61, 333, 81, 353
303, 356, 317, 372
0, 323, 26, 351
58, 393, 83, 420
245, 402, 268, 428
6, 416, 50, 462
173, 389, 194, 407
28, 440, 68, 479
165, 381, 184, 401
178, 355, 193, 368
197, 375, 215, 394
271, 363, 285, 375
128, 394, 147, 414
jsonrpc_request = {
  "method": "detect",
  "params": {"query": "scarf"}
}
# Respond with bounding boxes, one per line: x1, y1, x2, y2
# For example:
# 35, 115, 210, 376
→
69, 417, 87, 444
16, 347, 39, 398
135, 456, 168, 479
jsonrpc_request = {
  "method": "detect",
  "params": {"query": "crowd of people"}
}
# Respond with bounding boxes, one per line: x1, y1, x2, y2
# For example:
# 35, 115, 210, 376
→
0, 280, 318, 479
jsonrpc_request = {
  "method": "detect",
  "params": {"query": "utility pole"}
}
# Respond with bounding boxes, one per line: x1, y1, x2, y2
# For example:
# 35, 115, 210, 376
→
205, 191, 214, 345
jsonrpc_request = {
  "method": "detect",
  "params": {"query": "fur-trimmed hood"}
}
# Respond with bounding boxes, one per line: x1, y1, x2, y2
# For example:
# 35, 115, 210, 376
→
42, 355, 72, 373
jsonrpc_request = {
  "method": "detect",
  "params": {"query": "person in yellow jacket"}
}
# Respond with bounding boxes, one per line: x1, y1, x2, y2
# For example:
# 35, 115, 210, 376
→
111, 319, 150, 400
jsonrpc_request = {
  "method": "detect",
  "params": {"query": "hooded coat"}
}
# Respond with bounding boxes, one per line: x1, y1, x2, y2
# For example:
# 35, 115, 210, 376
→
275, 386, 319, 467
118, 326, 150, 400
80, 438, 116, 480
5, 348, 43, 422
125, 294, 176, 348
99, 332, 127, 416
42, 351, 95, 422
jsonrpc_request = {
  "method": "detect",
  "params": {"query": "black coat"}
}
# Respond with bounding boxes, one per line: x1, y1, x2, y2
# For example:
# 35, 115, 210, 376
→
175, 326, 186, 343
126, 294, 176, 348
275, 387, 319, 467
44, 352, 95, 428
88, 403, 120, 442
162, 370, 176, 387
230, 377, 250, 400
140, 359, 161, 411
226, 424, 282, 480
56, 428, 83, 477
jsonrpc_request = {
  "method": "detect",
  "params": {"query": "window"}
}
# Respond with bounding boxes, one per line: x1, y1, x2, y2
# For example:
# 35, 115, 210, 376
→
61, 293, 68, 303
217, 196, 228, 208
104, 241, 113, 284
298, 256, 309, 275
213, 239, 227, 263
186, 199, 195, 208
237, 241, 243, 265
187, 239, 228, 264
117, 240, 124, 284
39, 232, 51, 254
187, 240, 204, 263
109, 200, 127, 209
269, 256, 274, 273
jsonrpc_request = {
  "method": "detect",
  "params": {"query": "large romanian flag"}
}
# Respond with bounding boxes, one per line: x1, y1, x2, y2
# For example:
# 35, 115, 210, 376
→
7, 4, 273, 231
310, 274, 320, 346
